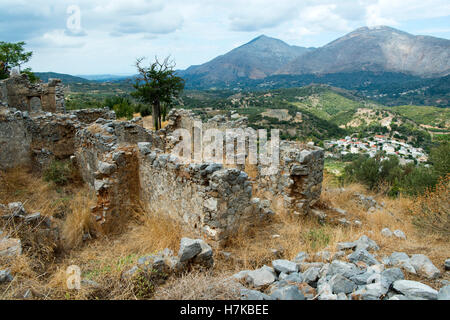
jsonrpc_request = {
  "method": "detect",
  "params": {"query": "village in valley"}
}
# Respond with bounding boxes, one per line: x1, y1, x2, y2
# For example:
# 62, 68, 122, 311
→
324, 135, 429, 164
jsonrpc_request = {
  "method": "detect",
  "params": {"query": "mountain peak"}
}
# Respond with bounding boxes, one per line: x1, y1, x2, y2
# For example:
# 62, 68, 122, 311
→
278, 25, 450, 77
252, 34, 270, 41
246, 34, 283, 46
348, 25, 411, 36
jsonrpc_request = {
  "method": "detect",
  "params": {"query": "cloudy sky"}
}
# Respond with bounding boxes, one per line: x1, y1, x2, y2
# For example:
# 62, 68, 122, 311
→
1, 0, 449, 75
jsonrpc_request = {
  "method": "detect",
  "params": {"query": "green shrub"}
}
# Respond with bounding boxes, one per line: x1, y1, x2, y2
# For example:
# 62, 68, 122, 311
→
113, 101, 134, 119
303, 228, 330, 250
133, 268, 168, 299
136, 103, 152, 117
343, 150, 443, 196
43, 160, 74, 186
430, 142, 450, 178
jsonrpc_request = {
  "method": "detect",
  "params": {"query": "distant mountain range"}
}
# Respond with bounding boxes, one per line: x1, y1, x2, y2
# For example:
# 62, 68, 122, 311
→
178, 35, 314, 82
76, 74, 133, 81
180, 26, 450, 89
34, 26, 450, 106
277, 26, 450, 77
34, 72, 90, 83
34, 72, 132, 83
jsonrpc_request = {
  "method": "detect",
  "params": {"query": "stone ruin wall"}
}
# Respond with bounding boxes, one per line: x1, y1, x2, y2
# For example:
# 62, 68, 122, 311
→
73, 118, 265, 241
0, 75, 325, 243
0, 106, 116, 170
73, 119, 166, 229
0, 108, 33, 169
163, 109, 325, 216
0, 74, 65, 114
251, 141, 324, 216
137, 146, 258, 241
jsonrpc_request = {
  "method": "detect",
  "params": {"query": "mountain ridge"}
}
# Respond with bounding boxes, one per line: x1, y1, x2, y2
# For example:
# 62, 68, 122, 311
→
277, 25, 450, 77
180, 26, 450, 89
179, 34, 314, 82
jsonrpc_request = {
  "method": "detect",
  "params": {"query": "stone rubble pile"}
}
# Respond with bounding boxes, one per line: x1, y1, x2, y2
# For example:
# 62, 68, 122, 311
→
122, 237, 214, 280
232, 235, 449, 300
0, 201, 60, 285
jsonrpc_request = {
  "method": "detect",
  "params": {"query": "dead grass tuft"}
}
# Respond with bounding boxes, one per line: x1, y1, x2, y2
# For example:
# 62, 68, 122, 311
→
61, 190, 98, 250
153, 271, 241, 300
410, 174, 449, 239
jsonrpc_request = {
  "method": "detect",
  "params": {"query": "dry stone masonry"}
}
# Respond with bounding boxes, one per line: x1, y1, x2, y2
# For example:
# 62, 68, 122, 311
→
0, 74, 65, 113
1, 76, 326, 243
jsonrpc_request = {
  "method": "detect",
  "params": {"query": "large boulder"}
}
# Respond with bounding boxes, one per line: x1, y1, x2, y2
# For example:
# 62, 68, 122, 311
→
247, 266, 277, 288
348, 249, 379, 266
327, 260, 360, 279
354, 235, 379, 251
272, 259, 298, 274
240, 289, 273, 300
329, 274, 357, 294
302, 267, 321, 285
389, 252, 410, 265
380, 268, 404, 289
409, 254, 441, 279
438, 285, 450, 300
192, 240, 214, 268
351, 282, 387, 300
392, 280, 439, 300
270, 285, 305, 300
178, 238, 202, 262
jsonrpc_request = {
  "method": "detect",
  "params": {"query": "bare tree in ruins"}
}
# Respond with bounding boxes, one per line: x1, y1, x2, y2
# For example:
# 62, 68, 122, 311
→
132, 56, 185, 130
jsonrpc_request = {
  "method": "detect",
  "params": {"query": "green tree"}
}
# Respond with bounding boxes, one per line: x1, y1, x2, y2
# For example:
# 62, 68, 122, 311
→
22, 67, 40, 83
131, 56, 184, 130
0, 41, 33, 78
103, 96, 134, 119
430, 142, 450, 178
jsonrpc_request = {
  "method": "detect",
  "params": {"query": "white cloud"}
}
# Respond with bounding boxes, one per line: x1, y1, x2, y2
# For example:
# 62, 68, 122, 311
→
0, 0, 448, 74
37, 29, 86, 48
365, 3, 398, 27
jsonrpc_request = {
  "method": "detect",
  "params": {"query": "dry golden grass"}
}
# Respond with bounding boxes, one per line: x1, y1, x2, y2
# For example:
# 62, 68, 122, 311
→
0, 166, 82, 219
61, 190, 97, 250
215, 172, 449, 290
1, 167, 449, 299
153, 271, 241, 300
410, 175, 449, 238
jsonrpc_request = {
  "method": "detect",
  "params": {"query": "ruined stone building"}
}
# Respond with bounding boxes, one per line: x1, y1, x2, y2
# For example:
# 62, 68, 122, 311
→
0, 74, 65, 113
0, 75, 324, 244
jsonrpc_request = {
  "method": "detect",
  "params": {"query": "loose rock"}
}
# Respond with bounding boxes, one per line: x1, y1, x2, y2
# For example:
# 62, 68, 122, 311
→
272, 259, 298, 274
393, 230, 406, 240
0, 269, 13, 284
329, 274, 357, 294
348, 249, 379, 266
438, 285, 450, 300
247, 266, 277, 288
392, 280, 438, 300
178, 238, 202, 262
410, 254, 441, 279
270, 285, 305, 300
381, 228, 393, 237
